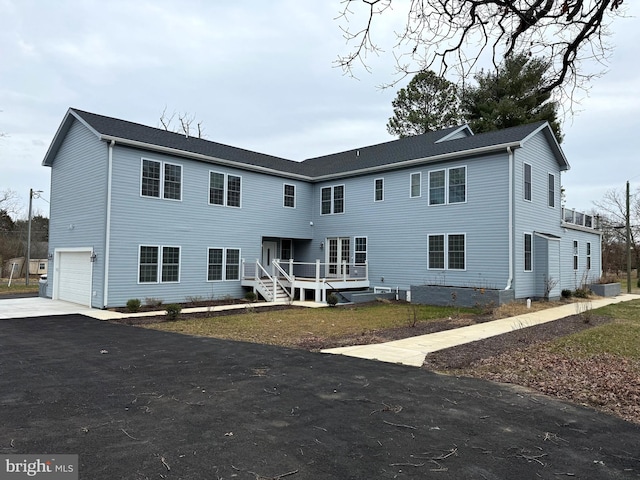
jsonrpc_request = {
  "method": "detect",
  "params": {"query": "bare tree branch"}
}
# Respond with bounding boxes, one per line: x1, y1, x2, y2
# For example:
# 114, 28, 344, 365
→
335, 0, 628, 104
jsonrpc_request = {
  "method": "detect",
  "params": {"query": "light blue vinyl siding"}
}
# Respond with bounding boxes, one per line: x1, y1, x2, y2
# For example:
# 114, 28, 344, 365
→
46, 116, 603, 306
105, 145, 313, 306
311, 153, 511, 291
46, 120, 107, 307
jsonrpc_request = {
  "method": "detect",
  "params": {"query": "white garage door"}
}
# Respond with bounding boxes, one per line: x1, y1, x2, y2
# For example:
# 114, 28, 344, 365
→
57, 251, 92, 306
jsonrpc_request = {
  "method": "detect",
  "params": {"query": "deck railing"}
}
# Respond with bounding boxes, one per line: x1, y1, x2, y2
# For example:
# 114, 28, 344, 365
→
562, 207, 598, 229
242, 259, 368, 282
273, 259, 368, 282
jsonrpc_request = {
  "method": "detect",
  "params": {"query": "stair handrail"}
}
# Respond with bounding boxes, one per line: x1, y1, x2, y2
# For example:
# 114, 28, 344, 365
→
254, 260, 275, 302
272, 260, 293, 300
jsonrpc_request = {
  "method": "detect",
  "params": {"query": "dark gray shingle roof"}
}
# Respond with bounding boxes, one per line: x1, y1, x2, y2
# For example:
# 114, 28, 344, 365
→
70, 109, 310, 176
43, 108, 567, 177
301, 121, 554, 177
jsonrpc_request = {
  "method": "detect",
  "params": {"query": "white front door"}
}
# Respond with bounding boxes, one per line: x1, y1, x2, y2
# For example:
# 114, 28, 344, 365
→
262, 241, 278, 274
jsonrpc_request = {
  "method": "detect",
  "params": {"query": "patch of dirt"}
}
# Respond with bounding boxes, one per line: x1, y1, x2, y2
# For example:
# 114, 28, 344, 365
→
112, 304, 300, 325
423, 314, 640, 425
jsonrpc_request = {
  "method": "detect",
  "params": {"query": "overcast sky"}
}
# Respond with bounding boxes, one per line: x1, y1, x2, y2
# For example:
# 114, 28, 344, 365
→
1, 1, 638, 218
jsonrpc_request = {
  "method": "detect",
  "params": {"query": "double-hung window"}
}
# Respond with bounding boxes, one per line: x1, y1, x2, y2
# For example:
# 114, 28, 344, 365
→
321, 185, 345, 215
448, 167, 466, 203
283, 184, 296, 208
428, 234, 465, 270
586, 242, 591, 270
448, 234, 465, 270
209, 171, 242, 207
524, 163, 532, 201
374, 178, 384, 202
410, 172, 421, 198
141, 159, 182, 200
429, 167, 466, 205
573, 241, 579, 270
354, 237, 367, 264
524, 233, 533, 271
428, 235, 445, 269
429, 170, 445, 205
139, 245, 180, 283
208, 248, 241, 281
548, 173, 555, 207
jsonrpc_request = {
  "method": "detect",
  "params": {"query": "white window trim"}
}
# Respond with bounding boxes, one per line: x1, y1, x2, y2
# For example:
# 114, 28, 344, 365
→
428, 169, 445, 206
448, 166, 467, 205
427, 233, 446, 270
138, 245, 181, 284
283, 183, 296, 208
573, 240, 579, 271
524, 162, 532, 202
354, 236, 368, 264
547, 172, 556, 208
427, 234, 467, 271
586, 242, 592, 270
374, 178, 384, 202
320, 185, 346, 215
207, 247, 242, 282
140, 158, 183, 201
410, 172, 422, 198
209, 170, 242, 208
447, 233, 467, 271
524, 233, 533, 272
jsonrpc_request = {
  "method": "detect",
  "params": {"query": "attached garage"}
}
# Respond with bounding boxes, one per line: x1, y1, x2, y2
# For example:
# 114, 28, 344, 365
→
54, 249, 93, 307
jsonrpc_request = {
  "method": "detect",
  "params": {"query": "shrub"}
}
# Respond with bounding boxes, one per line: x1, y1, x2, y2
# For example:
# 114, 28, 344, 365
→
165, 303, 182, 321
126, 298, 141, 313
244, 291, 257, 303
327, 293, 339, 307
561, 289, 572, 299
637, 278, 640, 289
573, 288, 590, 299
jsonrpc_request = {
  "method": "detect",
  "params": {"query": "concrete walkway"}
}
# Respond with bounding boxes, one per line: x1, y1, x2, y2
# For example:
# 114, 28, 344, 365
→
0, 296, 325, 320
322, 294, 640, 367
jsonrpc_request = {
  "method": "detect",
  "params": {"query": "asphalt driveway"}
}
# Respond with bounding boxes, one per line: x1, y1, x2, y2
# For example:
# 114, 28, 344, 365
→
1, 315, 638, 479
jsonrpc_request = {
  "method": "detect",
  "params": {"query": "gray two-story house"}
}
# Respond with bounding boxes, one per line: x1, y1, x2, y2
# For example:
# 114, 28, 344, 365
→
42, 108, 601, 308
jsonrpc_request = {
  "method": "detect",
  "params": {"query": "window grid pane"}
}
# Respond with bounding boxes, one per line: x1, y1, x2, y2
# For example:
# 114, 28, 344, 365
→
448, 167, 466, 203
524, 163, 532, 201
375, 179, 383, 201
225, 249, 240, 280
333, 186, 344, 214
284, 184, 295, 208
139, 246, 158, 282
355, 237, 367, 264
429, 170, 445, 205
163, 164, 182, 200
524, 234, 532, 271
548, 173, 555, 207
410, 173, 421, 197
448, 234, 465, 270
208, 248, 223, 281
141, 160, 161, 198
161, 247, 180, 282
227, 175, 241, 207
428, 235, 445, 269
321, 187, 332, 215
210, 172, 224, 205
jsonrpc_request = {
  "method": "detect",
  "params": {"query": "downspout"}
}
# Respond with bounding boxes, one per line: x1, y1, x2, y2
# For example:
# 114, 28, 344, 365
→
505, 146, 514, 290
103, 140, 115, 308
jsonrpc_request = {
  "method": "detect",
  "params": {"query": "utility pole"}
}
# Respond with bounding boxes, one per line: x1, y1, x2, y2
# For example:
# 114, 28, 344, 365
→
626, 180, 631, 294
25, 188, 42, 286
